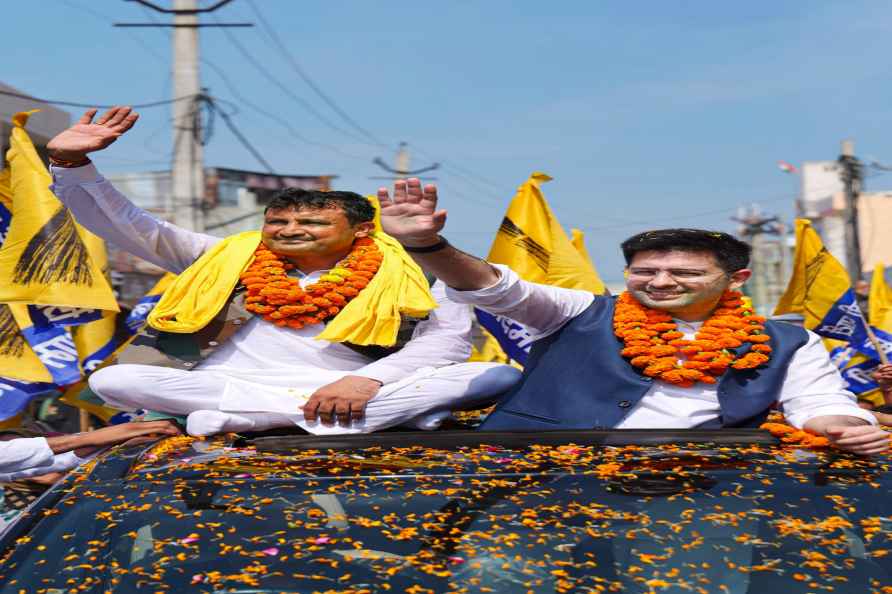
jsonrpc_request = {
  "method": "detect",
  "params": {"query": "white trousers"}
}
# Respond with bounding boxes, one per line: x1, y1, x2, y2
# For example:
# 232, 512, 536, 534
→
90, 362, 520, 436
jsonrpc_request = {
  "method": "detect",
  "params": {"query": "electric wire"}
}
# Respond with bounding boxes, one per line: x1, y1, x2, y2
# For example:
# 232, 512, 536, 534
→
244, 0, 388, 148
58, 0, 167, 65
214, 15, 373, 147
72, 0, 826, 236
135, 2, 375, 161
0, 88, 195, 110
217, 2, 537, 209
199, 57, 370, 161
49, 0, 493, 226
207, 97, 278, 175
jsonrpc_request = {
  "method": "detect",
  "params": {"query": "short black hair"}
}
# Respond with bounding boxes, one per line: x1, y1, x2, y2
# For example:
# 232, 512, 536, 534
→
620, 228, 751, 274
265, 188, 375, 226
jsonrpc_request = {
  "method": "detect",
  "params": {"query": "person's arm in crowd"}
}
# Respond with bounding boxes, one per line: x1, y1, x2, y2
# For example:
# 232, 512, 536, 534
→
47, 107, 220, 272
303, 281, 475, 425
0, 451, 86, 482
0, 437, 55, 475
0, 421, 182, 482
378, 178, 595, 336
871, 363, 892, 406
779, 331, 889, 455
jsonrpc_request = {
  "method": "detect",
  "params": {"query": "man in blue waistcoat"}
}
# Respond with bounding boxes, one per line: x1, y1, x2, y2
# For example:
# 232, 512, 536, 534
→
379, 178, 890, 455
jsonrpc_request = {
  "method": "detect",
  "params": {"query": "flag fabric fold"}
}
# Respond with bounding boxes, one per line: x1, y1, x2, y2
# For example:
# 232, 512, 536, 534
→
125, 273, 178, 334
0, 111, 118, 311
60, 275, 177, 424
0, 377, 55, 422
869, 264, 892, 330
0, 111, 124, 420
774, 219, 870, 347
477, 172, 606, 364
780, 224, 891, 404
9, 303, 81, 386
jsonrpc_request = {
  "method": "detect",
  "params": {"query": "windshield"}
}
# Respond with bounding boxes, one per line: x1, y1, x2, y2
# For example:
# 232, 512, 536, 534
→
1, 440, 890, 593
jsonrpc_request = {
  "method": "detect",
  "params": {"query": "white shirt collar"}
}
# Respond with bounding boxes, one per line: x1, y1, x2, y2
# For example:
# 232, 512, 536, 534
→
672, 318, 704, 333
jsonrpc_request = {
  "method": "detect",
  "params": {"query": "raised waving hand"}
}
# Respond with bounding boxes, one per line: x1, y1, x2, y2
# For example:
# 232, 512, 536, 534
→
47, 106, 139, 163
378, 178, 447, 247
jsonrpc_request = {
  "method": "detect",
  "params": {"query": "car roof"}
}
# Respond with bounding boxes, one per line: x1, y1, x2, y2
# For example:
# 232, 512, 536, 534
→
2, 430, 890, 593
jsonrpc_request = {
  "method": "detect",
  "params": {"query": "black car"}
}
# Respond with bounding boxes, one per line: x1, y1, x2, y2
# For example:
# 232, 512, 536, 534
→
1, 428, 890, 593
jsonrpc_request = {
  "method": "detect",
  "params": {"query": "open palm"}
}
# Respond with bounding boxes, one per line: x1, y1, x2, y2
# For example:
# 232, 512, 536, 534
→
47, 106, 139, 160
378, 178, 447, 244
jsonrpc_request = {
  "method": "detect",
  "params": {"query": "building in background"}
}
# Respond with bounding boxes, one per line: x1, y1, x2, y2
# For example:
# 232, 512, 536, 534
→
858, 191, 892, 274
799, 160, 848, 266
800, 160, 892, 281
0, 81, 71, 165
106, 166, 336, 304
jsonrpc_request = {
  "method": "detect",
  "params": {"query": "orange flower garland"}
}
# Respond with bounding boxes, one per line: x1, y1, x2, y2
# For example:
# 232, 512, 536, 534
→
614, 290, 771, 387
759, 421, 831, 447
239, 237, 382, 330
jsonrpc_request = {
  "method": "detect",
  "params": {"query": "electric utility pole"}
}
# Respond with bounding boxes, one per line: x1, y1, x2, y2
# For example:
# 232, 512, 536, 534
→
839, 139, 864, 281
171, 0, 204, 232
115, 0, 251, 232
371, 142, 440, 180
733, 206, 787, 316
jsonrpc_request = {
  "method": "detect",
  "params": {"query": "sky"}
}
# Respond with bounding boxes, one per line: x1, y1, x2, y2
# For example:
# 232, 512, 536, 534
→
6, 0, 892, 282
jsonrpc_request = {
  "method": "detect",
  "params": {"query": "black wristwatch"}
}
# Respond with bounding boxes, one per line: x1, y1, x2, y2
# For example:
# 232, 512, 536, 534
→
402, 236, 450, 253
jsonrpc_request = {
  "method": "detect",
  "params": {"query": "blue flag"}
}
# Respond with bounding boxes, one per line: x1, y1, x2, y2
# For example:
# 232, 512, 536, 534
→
0, 377, 56, 421
811, 289, 871, 346
18, 323, 82, 386
27, 304, 102, 328
0, 199, 10, 246
125, 294, 162, 334
475, 309, 536, 364
839, 358, 882, 396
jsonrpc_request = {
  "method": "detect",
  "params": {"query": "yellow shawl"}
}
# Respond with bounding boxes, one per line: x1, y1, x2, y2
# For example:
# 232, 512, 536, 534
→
148, 219, 437, 346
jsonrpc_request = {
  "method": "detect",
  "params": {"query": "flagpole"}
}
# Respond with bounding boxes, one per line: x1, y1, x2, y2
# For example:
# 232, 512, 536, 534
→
863, 322, 890, 365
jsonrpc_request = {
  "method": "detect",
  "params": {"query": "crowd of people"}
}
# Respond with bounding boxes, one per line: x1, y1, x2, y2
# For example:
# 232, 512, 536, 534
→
2, 105, 891, 501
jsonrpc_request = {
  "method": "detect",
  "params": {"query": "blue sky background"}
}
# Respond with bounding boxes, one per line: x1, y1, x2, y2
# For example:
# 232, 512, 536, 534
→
6, 1, 892, 281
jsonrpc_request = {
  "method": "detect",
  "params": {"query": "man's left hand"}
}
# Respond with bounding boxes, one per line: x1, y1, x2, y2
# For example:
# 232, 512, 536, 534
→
303, 376, 382, 426
824, 424, 891, 455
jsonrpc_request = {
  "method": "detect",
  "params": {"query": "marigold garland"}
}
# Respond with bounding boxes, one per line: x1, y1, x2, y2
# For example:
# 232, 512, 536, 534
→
239, 237, 382, 329
759, 421, 831, 447
614, 290, 771, 387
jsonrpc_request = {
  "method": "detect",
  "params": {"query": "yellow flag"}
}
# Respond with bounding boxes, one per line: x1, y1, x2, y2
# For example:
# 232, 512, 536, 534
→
63, 273, 179, 423
468, 326, 508, 364
0, 111, 118, 311
570, 228, 596, 270
869, 263, 892, 330
0, 302, 54, 382
71, 224, 119, 372
774, 219, 866, 345
487, 172, 605, 293
0, 168, 11, 210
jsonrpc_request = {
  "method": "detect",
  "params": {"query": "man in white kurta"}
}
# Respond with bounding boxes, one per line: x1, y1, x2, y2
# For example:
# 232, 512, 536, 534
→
46, 108, 519, 437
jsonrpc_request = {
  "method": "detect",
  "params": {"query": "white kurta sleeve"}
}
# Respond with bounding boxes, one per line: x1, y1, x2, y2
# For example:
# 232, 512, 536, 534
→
0, 451, 86, 482
353, 281, 474, 385
0, 437, 54, 475
778, 330, 877, 428
49, 163, 221, 273
444, 264, 595, 340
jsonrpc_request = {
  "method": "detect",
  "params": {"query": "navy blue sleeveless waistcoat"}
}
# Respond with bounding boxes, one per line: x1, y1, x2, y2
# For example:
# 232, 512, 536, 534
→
480, 296, 809, 431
